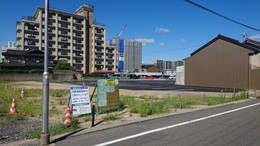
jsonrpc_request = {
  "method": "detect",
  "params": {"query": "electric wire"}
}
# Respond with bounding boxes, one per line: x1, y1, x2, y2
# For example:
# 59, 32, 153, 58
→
185, 0, 260, 32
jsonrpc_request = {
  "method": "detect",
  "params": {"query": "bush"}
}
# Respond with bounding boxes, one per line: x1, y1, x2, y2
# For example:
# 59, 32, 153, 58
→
139, 102, 152, 117
54, 61, 76, 71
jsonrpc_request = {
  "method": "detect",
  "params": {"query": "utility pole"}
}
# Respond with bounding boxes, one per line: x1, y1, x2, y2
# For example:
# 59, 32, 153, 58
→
41, 0, 50, 145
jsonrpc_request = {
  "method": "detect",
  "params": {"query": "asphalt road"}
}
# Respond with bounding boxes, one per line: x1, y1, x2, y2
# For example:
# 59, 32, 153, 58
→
56, 99, 260, 146
65, 79, 229, 92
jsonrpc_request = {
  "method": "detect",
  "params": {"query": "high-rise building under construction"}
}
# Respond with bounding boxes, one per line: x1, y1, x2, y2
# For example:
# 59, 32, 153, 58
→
117, 39, 142, 73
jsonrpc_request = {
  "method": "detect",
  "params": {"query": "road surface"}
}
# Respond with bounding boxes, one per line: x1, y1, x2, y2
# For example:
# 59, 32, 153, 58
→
56, 99, 260, 146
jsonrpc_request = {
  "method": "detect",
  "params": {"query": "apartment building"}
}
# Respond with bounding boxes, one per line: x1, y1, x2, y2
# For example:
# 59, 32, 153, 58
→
91, 23, 117, 73
15, 4, 117, 74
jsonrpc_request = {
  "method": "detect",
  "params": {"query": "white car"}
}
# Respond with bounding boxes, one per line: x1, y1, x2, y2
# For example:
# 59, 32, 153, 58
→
168, 76, 176, 80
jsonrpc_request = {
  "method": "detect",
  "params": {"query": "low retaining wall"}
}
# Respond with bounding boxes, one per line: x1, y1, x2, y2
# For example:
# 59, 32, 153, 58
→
0, 71, 81, 81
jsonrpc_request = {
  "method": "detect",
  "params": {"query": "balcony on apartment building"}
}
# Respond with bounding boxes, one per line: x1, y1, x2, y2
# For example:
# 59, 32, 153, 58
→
58, 51, 70, 57
73, 18, 84, 25
25, 25, 39, 32
106, 55, 114, 60
25, 33, 39, 40
95, 48, 104, 54
74, 53, 83, 58
106, 50, 114, 54
24, 40, 39, 47
73, 59, 83, 64
74, 39, 83, 44
59, 36, 70, 43
74, 32, 83, 38
59, 23, 71, 30
73, 45, 83, 52
58, 15, 71, 23
74, 25, 83, 31
59, 29, 70, 36
95, 42, 104, 47
95, 55, 104, 60
95, 36, 104, 43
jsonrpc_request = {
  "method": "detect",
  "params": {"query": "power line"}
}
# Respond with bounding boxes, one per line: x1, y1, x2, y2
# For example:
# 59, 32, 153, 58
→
185, 0, 260, 32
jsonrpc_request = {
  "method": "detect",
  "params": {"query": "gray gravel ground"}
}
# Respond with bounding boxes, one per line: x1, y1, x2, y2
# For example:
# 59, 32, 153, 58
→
0, 117, 41, 145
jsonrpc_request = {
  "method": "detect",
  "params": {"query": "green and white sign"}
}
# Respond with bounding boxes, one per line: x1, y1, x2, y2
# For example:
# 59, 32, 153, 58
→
8, 42, 16, 48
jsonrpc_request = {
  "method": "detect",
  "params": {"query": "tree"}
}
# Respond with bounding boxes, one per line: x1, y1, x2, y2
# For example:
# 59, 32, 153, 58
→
53, 61, 76, 71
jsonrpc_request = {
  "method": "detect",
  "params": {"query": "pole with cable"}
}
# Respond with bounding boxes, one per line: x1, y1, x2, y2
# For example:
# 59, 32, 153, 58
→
41, 0, 50, 145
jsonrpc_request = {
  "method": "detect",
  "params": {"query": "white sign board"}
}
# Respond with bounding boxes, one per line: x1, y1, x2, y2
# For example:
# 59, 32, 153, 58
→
70, 86, 91, 115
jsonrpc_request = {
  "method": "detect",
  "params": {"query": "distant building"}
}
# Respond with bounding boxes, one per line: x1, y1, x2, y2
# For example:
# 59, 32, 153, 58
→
140, 64, 160, 72
0, 49, 55, 71
172, 60, 184, 71
115, 39, 142, 73
154, 60, 164, 72
1, 42, 18, 62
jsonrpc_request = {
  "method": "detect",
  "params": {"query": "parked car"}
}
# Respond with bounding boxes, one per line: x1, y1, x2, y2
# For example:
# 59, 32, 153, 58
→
168, 75, 176, 80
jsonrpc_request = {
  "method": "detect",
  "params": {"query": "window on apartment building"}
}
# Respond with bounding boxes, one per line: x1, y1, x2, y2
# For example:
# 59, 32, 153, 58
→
75, 39, 82, 44
60, 16, 68, 21
27, 40, 36, 46
74, 18, 83, 24
75, 32, 82, 37
75, 58, 82, 63
61, 43, 69, 48
61, 23, 68, 28
28, 25, 38, 31
61, 30, 68, 35
60, 50, 68, 56
75, 53, 82, 56
60, 37, 68, 42
75, 45, 81, 50
27, 33, 36, 38
75, 25, 82, 30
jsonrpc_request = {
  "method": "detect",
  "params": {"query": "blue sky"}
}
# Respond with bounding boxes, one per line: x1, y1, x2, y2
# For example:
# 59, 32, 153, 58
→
1, 0, 260, 64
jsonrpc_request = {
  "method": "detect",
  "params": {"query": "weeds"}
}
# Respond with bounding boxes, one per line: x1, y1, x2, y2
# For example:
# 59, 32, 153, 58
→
102, 113, 120, 121
24, 119, 80, 139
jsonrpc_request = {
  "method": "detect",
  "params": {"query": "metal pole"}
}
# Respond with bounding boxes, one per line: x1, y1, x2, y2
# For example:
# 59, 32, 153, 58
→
41, 0, 50, 145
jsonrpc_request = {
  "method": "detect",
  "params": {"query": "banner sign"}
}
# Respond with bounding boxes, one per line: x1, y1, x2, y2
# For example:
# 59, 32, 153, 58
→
70, 86, 91, 115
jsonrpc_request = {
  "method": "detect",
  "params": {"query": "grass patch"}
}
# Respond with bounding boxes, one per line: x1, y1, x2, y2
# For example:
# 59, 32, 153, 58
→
120, 92, 251, 117
102, 113, 120, 121
0, 82, 69, 120
24, 119, 80, 139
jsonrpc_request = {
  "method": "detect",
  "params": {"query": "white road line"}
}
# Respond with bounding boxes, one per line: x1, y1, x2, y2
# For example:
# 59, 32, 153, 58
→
94, 102, 260, 146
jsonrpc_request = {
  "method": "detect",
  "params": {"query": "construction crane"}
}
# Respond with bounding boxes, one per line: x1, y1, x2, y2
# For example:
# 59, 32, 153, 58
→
115, 24, 127, 39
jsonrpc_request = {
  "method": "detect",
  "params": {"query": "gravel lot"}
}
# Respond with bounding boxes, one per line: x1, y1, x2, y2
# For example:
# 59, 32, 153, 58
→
0, 117, 41, 145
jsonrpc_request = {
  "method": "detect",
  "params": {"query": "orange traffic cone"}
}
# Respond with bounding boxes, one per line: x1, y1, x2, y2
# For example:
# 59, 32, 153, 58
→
20, 87, 25, 98
9, 98, 18, 115
64, 106, 72, 126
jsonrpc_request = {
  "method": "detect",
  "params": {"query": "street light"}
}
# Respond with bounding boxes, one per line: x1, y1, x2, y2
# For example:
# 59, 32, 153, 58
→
41, 0, 50, 145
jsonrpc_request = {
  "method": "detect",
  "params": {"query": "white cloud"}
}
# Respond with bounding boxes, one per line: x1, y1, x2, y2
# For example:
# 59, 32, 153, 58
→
135, 38, 155, 45
180, 38, 187, 43
248, 34, 260, 41
159, 43, 164, 46
155, 28, 171, 33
